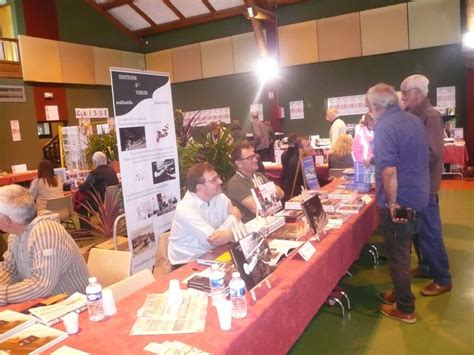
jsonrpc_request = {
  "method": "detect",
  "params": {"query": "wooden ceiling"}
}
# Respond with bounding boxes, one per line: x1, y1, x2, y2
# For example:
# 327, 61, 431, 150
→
84, 0, 305, 45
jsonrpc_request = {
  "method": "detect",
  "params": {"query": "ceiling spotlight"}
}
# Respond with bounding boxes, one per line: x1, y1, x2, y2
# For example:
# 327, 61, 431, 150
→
255, 56, 279, 84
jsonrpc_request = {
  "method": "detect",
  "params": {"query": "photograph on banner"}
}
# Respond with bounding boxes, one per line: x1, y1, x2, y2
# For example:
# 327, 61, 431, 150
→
110, 68, 180, 273
183, 107, 231, 127
289, 100, 304, 120
119, 126, 147, 151
327, 95, 368, 116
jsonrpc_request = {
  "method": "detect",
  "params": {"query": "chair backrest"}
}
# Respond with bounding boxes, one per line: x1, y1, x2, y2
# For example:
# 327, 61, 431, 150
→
105, 185, 120, 204
45, 195, 73, 221
105, 269, 155, 302
153, 231, 172, 278
87, 248, 132, 287
328, 168, 345, 178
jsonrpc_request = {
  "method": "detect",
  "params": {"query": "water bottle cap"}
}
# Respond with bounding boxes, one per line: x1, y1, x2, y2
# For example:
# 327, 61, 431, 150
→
232, 272, 240, 278
88, 277, 97, 283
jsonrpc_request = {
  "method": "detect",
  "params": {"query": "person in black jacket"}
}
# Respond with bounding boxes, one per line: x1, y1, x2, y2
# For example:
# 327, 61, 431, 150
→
77, 151, 119, 229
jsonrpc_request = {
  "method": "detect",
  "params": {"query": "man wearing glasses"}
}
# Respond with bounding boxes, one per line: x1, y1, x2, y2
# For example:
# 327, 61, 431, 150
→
400, 74, 452, 297
228, 141, 284, 223
168, 163, 241, 268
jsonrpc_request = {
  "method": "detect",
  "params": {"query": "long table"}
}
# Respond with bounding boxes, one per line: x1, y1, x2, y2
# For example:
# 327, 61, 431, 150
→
2, 181, 379, 354
0, 171, 37, 186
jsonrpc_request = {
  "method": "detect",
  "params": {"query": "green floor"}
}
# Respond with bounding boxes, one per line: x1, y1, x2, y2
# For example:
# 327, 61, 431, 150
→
290, 182, 474, 355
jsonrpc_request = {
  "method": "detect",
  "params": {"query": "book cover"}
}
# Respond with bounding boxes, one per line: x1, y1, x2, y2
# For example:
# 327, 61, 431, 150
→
328, 189, 358, 201
320, 198, 341, 213
301, 156, 320, 190
0, 310, 37, 342
266, 222, 307, 241
251, 181, 282, 217
301, 194, 328, 234
229, 232, 276, 291
275, 209, 305, 222
0, 323, 68, 354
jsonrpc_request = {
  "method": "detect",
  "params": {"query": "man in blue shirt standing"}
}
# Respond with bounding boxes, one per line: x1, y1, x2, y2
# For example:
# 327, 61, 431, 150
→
366, 83, 430, 324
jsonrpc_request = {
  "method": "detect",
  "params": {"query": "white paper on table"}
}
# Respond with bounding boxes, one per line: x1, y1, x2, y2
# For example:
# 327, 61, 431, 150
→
51, 346, 90, 355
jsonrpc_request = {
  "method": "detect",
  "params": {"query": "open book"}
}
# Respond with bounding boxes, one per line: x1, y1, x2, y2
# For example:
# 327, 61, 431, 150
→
0, 323, 68, 355
0, 310, 37, 342
268, 239, 304, 264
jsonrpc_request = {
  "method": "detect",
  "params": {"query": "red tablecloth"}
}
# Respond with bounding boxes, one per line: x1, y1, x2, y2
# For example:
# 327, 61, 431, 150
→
2, 180, 378, 354
443, 144, 469, 167
0, 171, 37, 186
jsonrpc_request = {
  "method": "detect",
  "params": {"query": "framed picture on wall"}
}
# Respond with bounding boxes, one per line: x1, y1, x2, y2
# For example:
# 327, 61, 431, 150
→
37, 122, 52, 139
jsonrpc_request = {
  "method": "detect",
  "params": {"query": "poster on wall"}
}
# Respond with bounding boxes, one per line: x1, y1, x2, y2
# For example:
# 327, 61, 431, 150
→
289, 100, 304, 120
45, 105, 60, 121
327, 95, 368, 116
10, 120, 21, 141
183, 107, 231, 127
110, 68, 180, 274
250, 103, 264, 120
436, 86, 456, 115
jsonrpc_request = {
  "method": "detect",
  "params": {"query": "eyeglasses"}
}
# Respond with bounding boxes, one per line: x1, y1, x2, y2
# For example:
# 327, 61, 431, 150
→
238, 153, 259, 161
203, 175, 222, 183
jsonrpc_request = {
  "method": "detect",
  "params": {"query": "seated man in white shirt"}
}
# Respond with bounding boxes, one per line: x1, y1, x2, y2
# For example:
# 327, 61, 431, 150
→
168, 162, 241, 267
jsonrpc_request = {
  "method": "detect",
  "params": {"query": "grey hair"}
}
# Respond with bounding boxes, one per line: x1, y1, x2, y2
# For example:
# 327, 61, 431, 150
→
401, 74, 429, 97
92, 151, 108, 167
0, 185, 37, 225
366, 83, 399, 110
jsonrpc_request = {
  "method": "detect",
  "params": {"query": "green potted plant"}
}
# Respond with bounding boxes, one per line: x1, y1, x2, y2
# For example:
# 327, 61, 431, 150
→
85, 131, 119, 171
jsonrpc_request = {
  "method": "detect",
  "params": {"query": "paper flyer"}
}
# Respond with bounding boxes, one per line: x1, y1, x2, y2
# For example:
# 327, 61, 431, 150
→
327, 95, 368, 116
10, 120, 21, 141
289, 100, 304, 120
183, 107, 231, 127
110, 68, 180, 273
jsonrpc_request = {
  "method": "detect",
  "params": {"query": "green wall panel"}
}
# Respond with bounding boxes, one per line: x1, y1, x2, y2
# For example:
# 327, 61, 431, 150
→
171, 44, 466, 138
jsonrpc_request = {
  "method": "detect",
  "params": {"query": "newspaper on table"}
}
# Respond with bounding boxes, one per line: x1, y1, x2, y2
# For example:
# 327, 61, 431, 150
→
130, 289, 208, 335
28, 293, 87, 326
144, 341, 209, 355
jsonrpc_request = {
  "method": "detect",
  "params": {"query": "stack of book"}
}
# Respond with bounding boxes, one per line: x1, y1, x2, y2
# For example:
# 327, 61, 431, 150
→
266, 222, 308, 241
0, 310, 68, 354
245, 215, 285, 236
336, 199, 366, 214
326, 213, 351, 226
320, 198, 341, 213
275, 209, 305, 223
327, 189, 358, 201
285, 195, 305, 210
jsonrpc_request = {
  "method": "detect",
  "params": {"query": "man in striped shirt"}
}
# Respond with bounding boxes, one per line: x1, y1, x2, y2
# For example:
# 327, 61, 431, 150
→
0, 185, 89, 305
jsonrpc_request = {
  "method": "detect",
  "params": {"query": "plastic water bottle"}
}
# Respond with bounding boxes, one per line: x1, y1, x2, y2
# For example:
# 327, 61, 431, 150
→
86, 277, 105, 321
209, 264, 226, 305
229, 272, 247, 318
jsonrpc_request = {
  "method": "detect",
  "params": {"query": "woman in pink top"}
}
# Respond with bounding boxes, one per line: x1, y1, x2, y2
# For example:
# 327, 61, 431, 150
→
29, 159, 64, 210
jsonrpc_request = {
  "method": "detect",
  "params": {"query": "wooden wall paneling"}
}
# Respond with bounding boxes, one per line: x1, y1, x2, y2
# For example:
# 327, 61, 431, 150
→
200, 37, 234, 79
18, 35, 63, 83
360, 3, 409, 56
120, 51, 146, 70
171, 43, 202, 83
278, 20, 319, 67
93, 47, 122, 85
317, 13, 362, 62
408, 0, 461, 50
59, 41, 95, 84
145, 50, 174, 82
232, 32, 262, 74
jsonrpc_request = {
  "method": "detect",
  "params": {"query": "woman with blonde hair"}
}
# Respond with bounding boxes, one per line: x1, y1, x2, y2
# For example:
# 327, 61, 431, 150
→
29, 159, 64, 210
328, 134, 354, 169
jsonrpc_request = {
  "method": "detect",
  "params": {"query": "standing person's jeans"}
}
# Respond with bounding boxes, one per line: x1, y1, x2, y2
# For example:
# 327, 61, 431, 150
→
416, 194, 452, 286
380, 209, 417, 314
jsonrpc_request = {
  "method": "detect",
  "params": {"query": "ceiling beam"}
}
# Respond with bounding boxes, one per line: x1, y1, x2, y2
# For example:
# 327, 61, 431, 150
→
83, 0, 145, 46
129, 2, 156, 26
99, 0, 133, 11
136, 5, 247, 37
202, 0, 216, 13
163, 0, 185, 20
